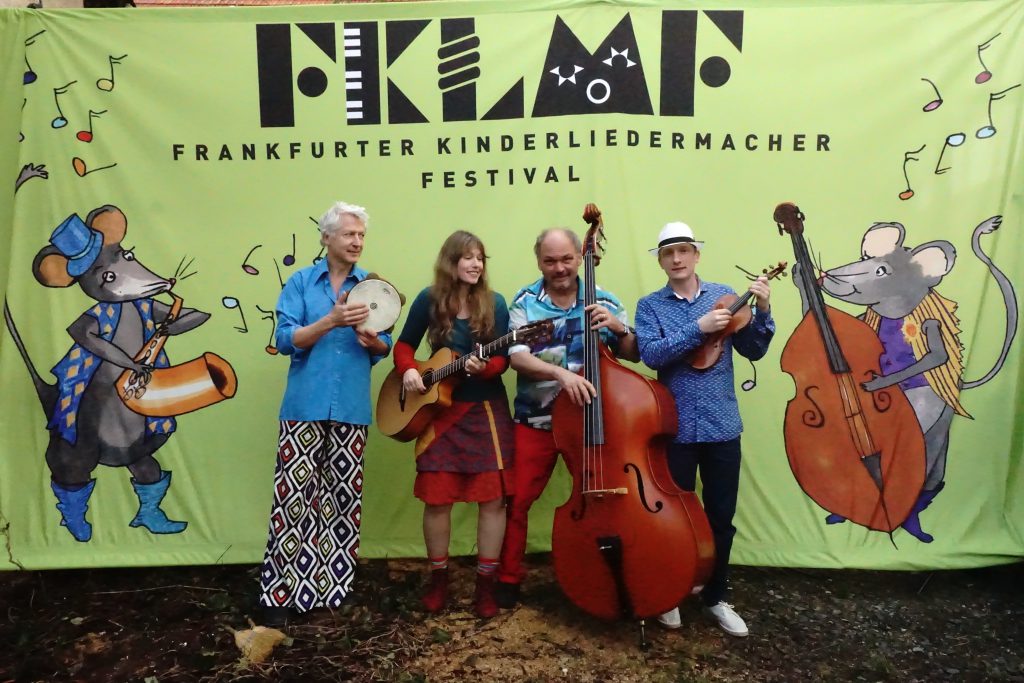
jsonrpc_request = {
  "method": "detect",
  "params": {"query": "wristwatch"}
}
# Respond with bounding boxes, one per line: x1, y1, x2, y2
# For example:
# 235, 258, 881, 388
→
614, 325, 634, 338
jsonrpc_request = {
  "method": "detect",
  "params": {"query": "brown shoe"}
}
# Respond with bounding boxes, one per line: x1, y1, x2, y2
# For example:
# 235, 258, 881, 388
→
421, 568, 449, 613
474, 573, 499, 618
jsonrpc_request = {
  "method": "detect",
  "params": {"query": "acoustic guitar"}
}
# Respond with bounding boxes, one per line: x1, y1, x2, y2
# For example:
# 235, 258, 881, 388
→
376, 320, 553, 441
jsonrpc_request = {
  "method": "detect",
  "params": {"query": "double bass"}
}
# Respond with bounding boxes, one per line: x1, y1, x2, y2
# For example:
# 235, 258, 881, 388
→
550, 204, 714, 622
774, 203, 925, 533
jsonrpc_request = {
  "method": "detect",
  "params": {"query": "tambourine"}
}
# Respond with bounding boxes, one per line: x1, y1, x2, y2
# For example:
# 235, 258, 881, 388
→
347, 277, 404, 332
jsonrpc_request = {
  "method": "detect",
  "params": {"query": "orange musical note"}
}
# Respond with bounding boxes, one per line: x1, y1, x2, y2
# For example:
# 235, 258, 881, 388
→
899, 144, 926, 200
257, 305, 279, 355
97, 54, 127, 92
72, 156, 118, 177
76, 109, 107, 143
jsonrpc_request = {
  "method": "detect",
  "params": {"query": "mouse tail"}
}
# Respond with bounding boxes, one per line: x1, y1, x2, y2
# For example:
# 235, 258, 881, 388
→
962, 216, 1018, 390
3, 298, 58, 415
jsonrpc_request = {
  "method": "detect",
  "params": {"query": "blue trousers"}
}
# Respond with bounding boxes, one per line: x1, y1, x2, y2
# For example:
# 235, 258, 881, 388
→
666, 438, 742, 607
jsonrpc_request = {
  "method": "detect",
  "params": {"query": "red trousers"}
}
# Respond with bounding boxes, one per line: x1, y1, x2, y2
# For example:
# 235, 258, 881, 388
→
497, 424, 561, 584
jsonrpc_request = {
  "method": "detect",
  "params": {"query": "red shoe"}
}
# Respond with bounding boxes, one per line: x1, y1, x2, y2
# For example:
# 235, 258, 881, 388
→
474, 573, 499, 618
421, 568, 449, 613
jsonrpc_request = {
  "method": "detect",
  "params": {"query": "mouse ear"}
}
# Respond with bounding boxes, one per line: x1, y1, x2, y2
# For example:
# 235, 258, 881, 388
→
861, 222, 904, 258
911, 241, 956, 279
33, 246, 75, 288
86, 205, 127, 245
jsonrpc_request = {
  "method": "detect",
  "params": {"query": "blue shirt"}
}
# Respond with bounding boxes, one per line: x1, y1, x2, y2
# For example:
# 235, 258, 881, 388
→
635, 280, 774, 444
507, 276, 628, 429
276, 261, 392, 423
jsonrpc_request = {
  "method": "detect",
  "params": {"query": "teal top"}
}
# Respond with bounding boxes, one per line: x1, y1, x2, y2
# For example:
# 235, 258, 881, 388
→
397, 287, 509, 402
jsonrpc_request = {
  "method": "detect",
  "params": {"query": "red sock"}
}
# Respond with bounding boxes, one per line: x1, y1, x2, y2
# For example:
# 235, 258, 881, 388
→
429, 555, 449, 571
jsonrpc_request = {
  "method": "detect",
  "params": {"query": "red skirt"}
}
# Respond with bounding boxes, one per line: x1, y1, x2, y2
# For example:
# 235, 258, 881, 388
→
414, 470, 511, 505
414, 399, 515, 505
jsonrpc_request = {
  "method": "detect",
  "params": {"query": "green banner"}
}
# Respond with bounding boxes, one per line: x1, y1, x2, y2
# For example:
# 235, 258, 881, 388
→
1, 0, 1021, 571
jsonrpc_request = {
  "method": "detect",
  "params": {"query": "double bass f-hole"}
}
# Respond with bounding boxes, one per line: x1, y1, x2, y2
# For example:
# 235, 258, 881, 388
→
624, 463, 664, 514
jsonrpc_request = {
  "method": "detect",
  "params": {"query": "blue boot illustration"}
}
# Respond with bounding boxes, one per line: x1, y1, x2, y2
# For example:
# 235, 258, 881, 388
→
129, 470, 187, 534
900, 482, 944, 543
51, 479, 97, 542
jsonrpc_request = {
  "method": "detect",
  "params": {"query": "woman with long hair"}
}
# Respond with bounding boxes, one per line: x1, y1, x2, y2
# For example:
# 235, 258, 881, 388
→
392, 230, 514, 618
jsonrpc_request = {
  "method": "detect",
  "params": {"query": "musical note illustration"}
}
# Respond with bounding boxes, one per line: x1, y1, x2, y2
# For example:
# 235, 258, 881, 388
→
75, 109, 107, 143
741, 360, 757, 392
283, 234, 296, 267
309, 216, 325, 265
96, 54, 127, 92
898, 144, 926, 200
221, 297, 248, 333
23, 30, 45, 85
921, 78, 943, 112
72, 156, 118, 177
51, 81, 77, 129
976, 83, 1021, 139
241, 244, 262, 275
934, 133, 965, 175
975, 33, 1000, 84
256, 305, 279, 355
19, 98, 27, 142
274, 259, 286, 289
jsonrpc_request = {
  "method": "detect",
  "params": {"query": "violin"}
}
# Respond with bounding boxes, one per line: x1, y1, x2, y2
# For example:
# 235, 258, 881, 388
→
549, 204, 714, 622
688, 261, 788, 370
774, 203, 925, 533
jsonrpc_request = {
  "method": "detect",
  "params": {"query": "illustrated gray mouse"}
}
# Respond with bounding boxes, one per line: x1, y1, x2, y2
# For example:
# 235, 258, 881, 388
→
792, 215, 1017, 542
3, 205, 210, 542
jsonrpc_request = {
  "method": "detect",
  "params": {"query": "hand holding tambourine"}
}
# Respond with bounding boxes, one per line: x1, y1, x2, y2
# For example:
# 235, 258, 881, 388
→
346, 275, 405, 334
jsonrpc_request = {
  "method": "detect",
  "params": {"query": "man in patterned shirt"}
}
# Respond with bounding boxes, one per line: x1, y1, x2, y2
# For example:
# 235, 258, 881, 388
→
635, 222, 774, 637
495, 228, 639, 607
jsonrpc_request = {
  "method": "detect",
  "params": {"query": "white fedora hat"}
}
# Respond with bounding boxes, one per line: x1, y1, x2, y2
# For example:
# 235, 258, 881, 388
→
649, 221, 703, 255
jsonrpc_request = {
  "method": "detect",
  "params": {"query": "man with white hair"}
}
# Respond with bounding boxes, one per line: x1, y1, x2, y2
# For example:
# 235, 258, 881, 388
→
258, 201, 391, 627
634, 221, 774, 638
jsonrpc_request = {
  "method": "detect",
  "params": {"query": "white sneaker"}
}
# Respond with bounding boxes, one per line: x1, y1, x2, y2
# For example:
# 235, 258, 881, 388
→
704, 602, 748, 637
655, 607, 681, 630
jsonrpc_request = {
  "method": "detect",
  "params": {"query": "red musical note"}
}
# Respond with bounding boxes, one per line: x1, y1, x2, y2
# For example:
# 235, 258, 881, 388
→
76, 109, 107, 143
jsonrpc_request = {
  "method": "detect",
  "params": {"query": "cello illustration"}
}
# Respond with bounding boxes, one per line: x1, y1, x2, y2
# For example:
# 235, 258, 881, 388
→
774, 202, 925, 535
550, 204, 714, 629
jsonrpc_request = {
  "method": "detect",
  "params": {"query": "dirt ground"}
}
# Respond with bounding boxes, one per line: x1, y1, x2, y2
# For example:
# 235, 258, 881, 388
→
1, 555, 1021, 682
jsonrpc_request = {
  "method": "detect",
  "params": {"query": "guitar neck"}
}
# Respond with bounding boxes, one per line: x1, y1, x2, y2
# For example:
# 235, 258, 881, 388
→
425, 328, 522, 385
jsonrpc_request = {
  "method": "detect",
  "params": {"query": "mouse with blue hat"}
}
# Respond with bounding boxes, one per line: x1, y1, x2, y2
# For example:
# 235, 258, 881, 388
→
634, 219, 776, 639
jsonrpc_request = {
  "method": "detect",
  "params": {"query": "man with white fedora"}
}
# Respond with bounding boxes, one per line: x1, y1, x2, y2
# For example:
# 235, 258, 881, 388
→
634, 221, 775, 637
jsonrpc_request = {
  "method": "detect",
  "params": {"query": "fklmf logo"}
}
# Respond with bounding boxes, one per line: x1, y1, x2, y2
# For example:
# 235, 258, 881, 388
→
254, 10, 743, 128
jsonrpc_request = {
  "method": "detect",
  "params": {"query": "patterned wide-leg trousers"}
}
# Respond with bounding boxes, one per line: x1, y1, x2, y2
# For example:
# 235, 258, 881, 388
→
259, 420, 366, 612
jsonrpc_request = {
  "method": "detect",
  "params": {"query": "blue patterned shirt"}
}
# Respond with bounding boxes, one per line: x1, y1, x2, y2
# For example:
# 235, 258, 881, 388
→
635, 280, 774, 444
507, 276, 627, 429
276, 261, 392, 424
